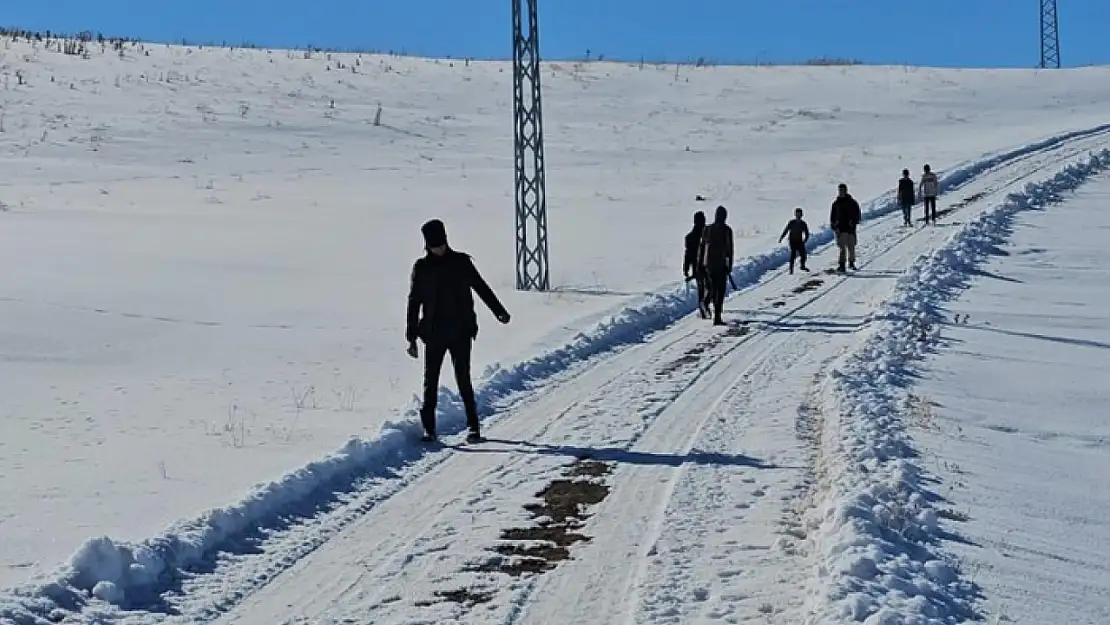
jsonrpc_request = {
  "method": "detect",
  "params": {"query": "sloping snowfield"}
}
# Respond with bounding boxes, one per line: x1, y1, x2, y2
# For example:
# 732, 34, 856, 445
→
2, 34, 1110, 624
904, 175, 1110, 624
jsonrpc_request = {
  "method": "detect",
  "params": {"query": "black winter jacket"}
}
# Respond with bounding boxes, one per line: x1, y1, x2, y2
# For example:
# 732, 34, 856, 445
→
830, 195, 862, 235
898, 178, 915, 206
780, 218, 810, 245
701, 221, 734, 271
684, 224, 705, 275
406, 248, 508, 344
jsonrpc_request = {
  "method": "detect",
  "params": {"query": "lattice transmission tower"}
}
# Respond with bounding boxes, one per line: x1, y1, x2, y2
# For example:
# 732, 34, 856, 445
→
1040, 0, 1060, 69
511, 0, 550, 291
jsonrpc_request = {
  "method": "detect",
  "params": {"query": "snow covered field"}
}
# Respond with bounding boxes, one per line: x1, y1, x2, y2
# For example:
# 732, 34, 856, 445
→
3, 33, 1110, 625
906, 175, 1110, 623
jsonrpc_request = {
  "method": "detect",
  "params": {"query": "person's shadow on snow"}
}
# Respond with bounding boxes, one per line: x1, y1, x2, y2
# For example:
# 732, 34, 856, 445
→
447, 438, 797, 470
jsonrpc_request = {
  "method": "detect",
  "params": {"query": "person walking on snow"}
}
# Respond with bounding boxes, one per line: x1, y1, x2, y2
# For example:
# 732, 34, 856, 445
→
699, 205, 734, 326
683, 210, 710, 319
406, 219, 510, 444
897, 169, 915, 227
919, 164, 939, 224
829, 183, 861, 272
779, 207, 810, 274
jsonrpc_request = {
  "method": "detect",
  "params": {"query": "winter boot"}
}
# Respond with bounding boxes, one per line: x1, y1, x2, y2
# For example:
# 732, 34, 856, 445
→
466, 428, 484, 444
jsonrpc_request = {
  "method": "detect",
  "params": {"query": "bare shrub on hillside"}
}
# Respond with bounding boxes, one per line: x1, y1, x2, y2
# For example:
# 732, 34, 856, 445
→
805, 56, 863, 66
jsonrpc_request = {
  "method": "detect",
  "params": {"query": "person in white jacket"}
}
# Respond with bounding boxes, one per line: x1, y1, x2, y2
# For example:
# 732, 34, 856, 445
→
919, 164, 939, 224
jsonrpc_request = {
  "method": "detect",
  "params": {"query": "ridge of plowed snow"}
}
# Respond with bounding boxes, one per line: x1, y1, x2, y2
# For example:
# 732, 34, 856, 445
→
810, 147, 1110, 624
2, 123, 1108, 625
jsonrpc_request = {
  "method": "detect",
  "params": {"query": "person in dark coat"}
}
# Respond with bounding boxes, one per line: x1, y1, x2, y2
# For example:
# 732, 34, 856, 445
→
406, 219, 510, 443
829, 183, 862, 272
699, 205, 734, 326
897, 169, 915, 227
778, 207, 810, 274
683, 210, 709, 318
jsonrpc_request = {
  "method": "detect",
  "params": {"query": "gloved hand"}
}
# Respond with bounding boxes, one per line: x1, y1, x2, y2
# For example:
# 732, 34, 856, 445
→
496, 311, 511, 324
406, 341, 418, 359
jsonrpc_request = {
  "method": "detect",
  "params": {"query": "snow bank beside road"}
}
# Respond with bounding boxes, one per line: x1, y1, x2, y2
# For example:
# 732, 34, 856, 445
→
810, 147, 1110, 624
4, 130, 1110, 625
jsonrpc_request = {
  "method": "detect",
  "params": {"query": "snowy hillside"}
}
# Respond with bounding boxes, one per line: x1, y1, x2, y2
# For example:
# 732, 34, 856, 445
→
2, 32, 1110, 624
907, 176, 1110, 623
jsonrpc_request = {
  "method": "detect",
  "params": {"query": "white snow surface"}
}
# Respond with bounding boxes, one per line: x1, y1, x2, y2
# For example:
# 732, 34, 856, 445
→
3, 34, 1110, 625
908, 175, 1110, 623
813, 149, 1110, 624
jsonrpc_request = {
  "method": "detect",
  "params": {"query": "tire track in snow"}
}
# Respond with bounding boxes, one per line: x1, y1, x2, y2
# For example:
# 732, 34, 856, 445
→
509, 220, 934, 625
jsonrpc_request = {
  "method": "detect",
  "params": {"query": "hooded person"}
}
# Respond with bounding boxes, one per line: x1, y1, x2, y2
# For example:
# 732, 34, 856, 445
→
406, 218, 510, 443
698, 205, 734, 326
684, 210, 710, 318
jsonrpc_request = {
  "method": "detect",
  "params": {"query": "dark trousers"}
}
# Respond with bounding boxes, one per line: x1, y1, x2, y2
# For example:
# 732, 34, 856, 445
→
707, 266, 728, 319
788, 240, 807, 272
900, 201, 913, 226
923, 196, 937, 222
421, 336, 479, 435
695, 268, 708, 312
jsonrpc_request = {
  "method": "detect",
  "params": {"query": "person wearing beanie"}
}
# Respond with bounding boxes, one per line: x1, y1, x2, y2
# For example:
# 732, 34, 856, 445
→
406, 218, 510, 443
683, 210, 709, 318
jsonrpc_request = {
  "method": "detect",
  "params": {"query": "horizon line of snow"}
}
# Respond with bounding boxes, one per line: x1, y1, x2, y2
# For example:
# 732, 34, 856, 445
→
3, 125, 1110, 625
806, 147, 1110, 624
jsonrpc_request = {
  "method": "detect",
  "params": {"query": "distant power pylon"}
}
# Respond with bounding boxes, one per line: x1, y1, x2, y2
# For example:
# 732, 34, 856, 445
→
1040, 0, 1061, 68
511, 0, 550, 291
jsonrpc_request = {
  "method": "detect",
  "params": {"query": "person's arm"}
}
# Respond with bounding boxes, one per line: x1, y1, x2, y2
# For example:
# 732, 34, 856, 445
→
779, 223, 789, 243
803, 221, 810, 243
405, 261, 422, 344
467, 256, 510, 321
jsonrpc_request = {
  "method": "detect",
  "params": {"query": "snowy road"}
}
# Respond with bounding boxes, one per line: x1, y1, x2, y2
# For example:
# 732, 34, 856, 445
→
146, 132, 1110, 625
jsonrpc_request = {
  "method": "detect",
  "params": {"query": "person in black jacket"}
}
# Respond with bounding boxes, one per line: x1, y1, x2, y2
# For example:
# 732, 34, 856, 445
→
829, 183, 862, 272
778, 207, 810, 274
406, 219, 510, 443
683, 210, 709, 318
699, 205, 734, 326
897, 169, 915, 227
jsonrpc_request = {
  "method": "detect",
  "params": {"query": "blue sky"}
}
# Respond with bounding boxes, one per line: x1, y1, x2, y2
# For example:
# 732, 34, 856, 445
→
7, 0, 1110, 68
